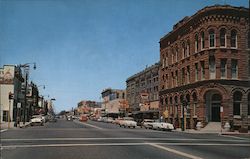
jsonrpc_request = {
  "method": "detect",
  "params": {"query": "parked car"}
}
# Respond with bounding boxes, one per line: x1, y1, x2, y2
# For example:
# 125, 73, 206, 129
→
30, 115, 44, 126
67, 115, 73, 121
107, 117, 114, 123
141, 119, 155, 129
151, 122, 174, 131
113, 118, 123, 125
119, 117, 137, 128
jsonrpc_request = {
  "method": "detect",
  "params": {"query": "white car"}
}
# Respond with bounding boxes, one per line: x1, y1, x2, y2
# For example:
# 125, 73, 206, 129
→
141, 119, 155, 129
30, 115, 44, 126
152, 122, 174, 131
119, 117, 137, 128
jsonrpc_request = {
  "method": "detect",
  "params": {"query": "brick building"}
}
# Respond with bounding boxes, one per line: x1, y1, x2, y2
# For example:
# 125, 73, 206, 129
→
159, 5, 250, 129
101, 88, 127, 115
126, 62, 160, 112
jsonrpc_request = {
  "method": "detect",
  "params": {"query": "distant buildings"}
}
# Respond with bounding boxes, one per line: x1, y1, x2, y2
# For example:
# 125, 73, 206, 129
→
126, 63, 160, 112
159, 5, 250, 129
77, 100, 101, 115
0, 64, 52, 126
101, 88, 127, 115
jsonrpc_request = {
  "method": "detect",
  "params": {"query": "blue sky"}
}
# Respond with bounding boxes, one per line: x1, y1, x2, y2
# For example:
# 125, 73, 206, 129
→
0, 0, 248, 112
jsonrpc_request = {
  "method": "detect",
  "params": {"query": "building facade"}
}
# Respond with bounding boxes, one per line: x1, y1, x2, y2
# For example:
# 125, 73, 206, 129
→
77, 100, 101, 115
159, 5, 250, 129
126, 63, 160, 112
0, 65, 24, 124
101, 88, 127, 114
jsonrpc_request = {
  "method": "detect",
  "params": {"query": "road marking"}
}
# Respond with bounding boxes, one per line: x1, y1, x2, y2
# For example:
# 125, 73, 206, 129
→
2, 137, 249, 142
74, 120, 103, 130
148, 143, 203, 159
2, 142, 250, 149
0, 129, 7, 133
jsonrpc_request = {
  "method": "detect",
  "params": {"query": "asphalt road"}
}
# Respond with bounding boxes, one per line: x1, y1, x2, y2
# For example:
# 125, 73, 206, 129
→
1, 119, 250, 159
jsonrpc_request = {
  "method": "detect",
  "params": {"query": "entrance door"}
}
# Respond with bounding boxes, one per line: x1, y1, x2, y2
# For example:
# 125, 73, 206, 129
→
211, 104, 220, 122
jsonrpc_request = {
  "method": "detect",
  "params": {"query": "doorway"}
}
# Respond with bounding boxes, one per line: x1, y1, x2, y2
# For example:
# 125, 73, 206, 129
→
205, 91, 222, 122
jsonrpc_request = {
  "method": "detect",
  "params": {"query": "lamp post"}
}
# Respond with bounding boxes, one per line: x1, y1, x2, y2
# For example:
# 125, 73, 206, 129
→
19, 63, 36, 124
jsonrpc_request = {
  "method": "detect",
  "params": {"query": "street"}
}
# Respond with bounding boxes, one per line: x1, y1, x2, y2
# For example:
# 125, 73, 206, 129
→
1, 119, 250, 159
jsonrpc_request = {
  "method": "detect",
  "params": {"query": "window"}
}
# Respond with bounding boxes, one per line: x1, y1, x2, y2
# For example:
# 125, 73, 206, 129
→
3, 111, 9, 122
233, 91, 242, 116
162, 57, 165, 68
200, 61, 205, 80
231, 30, 237, 48
175, 47, 178, 62
195, 34, 199, 53
248, 93, 250, 115
220, 59, 227, 79
165, 98, 168, 107
195, 63, 198, 81
209, 29, 215, 48
172, 52, 175, 64
165, 57, 168, 67
187, 66, 190, 84
209, 56, 216, 79
201, 31, 205, 49
182, 42, 186, 59
192, 93, 197, 116
175, 70, 178, 86
187, 40, 190, 57
171, 72, 174, 88
220, 28, 226, 47
181, 68, 185, 85
231, 59, 238, 79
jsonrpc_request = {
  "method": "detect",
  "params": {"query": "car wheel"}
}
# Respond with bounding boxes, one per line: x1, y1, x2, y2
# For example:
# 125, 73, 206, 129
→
133, 126, 135, 129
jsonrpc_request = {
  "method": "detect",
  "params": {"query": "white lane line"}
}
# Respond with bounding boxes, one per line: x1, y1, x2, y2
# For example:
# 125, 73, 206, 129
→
0, 129, 7, 133
148, 143, 203, 159
2, 143, 250, 149
74, 120, 103, 130
2, 137, 249, 142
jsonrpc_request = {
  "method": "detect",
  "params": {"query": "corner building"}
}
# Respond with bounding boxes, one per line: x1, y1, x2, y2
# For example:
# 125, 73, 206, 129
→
159, 5, 250, 129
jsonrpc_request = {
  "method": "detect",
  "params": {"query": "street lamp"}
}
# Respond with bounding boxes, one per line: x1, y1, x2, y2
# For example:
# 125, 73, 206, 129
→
19, 62, 36, 124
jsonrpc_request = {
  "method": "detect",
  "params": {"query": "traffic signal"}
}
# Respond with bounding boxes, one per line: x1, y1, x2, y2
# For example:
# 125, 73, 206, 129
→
9, 92, 14, 100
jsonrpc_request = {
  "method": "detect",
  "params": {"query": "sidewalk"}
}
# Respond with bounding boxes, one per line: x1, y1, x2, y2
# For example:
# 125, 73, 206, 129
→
174, 128, 250, 136
0, 121, 31, 130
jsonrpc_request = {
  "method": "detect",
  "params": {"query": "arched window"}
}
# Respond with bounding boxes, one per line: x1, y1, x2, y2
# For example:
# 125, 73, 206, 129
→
182, 42, 186, 59
174, 96, 178, 106
201, 31, 205, 49
192, 92, 197, 116
195, 34, 199, 53
186, 94, 190, 115
231, 30, 237, 48
165, 97, 168, 106
209, 29, 215, 48
248, 93, 250, 115
233, 91, 242, 115
220, 28, 226, 47
170, 97, 173, 105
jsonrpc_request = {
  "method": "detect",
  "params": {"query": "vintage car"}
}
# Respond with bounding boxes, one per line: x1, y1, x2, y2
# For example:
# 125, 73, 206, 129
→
151, 122, 174, 131
30, 115, 44, 126
119, 117, 137, 128
141, 119, 155, 129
